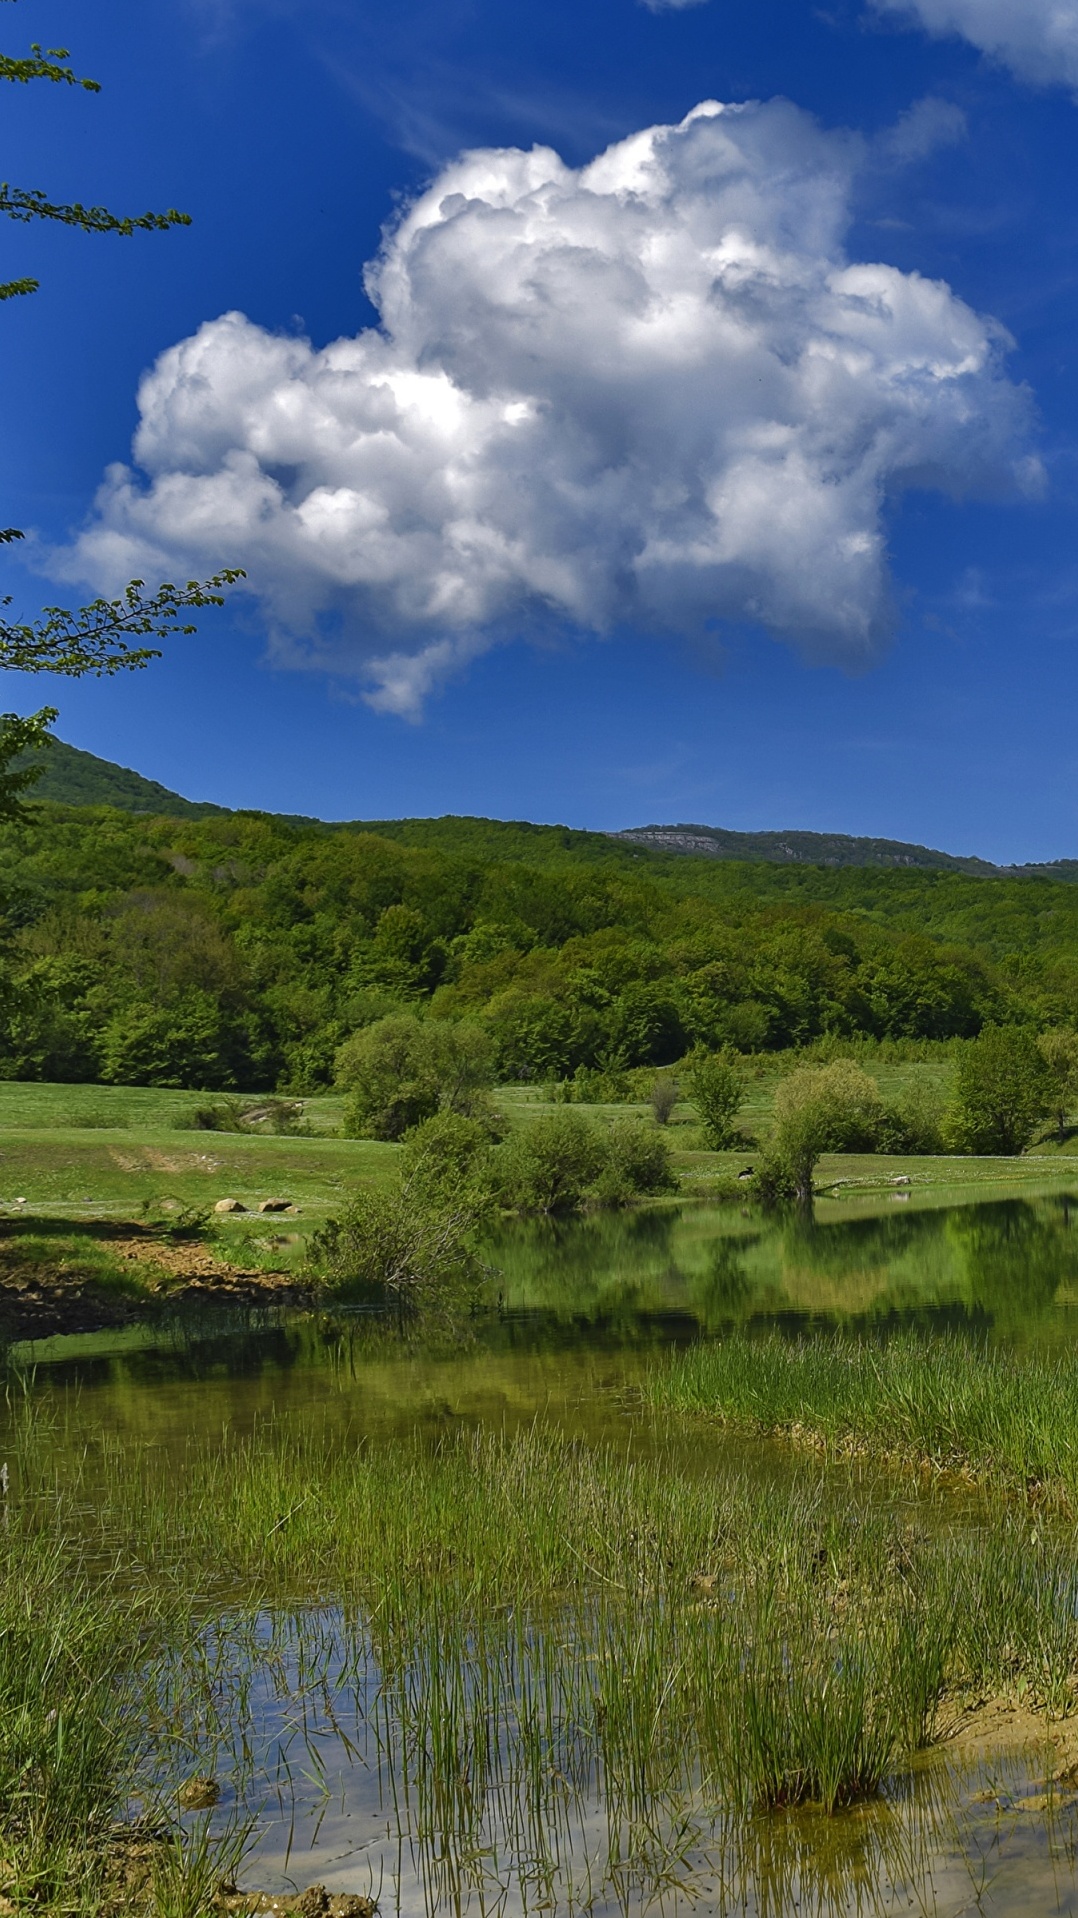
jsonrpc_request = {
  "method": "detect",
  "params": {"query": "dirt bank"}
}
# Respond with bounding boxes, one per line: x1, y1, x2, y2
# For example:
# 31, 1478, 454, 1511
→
0, 1225, 314, 1341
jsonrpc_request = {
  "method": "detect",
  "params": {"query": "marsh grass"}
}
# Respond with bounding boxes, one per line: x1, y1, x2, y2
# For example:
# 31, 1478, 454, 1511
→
648, 1332, 1078, 1502
0, 1536, 177, 1910
8, 1402, 1078, 1911
12, 1422, 1078, 1784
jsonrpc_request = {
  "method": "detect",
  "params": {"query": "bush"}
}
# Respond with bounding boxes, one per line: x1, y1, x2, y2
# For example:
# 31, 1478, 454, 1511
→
685, 1047, 746, 1148
650, 1074, 678, 1125
307, 1182, 488, 1316
496, 1111, 607, 1213
335, 1014, 494, 1140
496, 1111, 675, 1212
399, 1111, 497, 1210
946, 1025, 1050, 1155
594, 1119, 676, 1205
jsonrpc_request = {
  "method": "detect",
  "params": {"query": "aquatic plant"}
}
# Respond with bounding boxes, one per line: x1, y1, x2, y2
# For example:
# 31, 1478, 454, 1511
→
649, 1330, 1078, 1501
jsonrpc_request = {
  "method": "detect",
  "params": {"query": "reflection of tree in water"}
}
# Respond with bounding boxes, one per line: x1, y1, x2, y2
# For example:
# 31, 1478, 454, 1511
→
946, 1197, 1078, 1327
692, 1238, 753, 1330
486, 1206, 684, 1321
475, 1193, 1078, 1340
779, 1208, 946, 1280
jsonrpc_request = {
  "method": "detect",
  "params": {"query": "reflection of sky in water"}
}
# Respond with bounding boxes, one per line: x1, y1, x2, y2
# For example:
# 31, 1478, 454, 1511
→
162, 1607, 1078, 1917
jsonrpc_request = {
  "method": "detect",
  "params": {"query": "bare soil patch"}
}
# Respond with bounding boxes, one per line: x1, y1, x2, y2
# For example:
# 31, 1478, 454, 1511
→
0, 1222, 314, 1340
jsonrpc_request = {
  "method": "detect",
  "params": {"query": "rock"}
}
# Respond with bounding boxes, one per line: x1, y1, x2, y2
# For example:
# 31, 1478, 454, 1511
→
296, 1890, 329, 1918
177, 1775, 219, 1809
258, 1199, 292, 1213
214, 1199, 248, 1214
291, 1889, 376, 1918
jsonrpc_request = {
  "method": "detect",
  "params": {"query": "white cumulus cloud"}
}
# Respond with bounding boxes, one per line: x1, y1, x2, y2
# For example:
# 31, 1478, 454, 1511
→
59, 98, 1035, 716
871, 0, 1078, 89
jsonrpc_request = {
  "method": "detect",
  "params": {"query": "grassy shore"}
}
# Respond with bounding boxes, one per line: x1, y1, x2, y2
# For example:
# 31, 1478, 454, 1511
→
648, 1331, 1078, 1500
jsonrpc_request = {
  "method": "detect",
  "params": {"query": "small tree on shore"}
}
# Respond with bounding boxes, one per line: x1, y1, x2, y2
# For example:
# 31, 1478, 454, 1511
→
947, 1026, 1050, 1155
763, 1060, 884, 1203
1037, 1028, 1078, 1142
685, 1047, 745, 1148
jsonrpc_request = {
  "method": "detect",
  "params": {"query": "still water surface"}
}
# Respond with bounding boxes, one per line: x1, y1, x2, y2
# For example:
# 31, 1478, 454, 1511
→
13, 1192, 1078, 1916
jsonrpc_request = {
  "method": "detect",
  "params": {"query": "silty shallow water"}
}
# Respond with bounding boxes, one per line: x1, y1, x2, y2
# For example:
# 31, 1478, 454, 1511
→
9, 1191, 1078, 1916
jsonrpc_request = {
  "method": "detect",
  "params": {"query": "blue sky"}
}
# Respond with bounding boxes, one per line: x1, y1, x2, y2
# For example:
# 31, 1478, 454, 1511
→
3, 0, 1078, 859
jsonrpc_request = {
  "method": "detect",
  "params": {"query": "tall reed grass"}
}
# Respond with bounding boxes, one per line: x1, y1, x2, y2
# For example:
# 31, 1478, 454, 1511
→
648, 1332, 1078, 1500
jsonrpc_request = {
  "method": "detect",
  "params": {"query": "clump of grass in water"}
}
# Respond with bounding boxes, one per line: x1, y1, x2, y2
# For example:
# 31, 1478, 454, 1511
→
647, 1331, 1078, 1502
0, 1537, 207, 1908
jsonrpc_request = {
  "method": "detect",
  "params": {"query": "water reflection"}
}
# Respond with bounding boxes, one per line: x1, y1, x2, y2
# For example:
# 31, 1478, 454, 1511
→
157, 1601, 1078, 1918
8, 1192, 1078, 1455
491, 1192, 1078, 1343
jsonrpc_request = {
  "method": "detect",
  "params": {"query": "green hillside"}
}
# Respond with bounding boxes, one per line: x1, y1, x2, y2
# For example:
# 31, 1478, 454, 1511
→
0, 782, 1076, 1092
18, 734, 1078, 879
15, 736, 227, 817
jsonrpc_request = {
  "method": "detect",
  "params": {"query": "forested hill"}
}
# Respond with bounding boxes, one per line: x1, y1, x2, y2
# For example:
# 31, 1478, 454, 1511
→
17, 735, 1078, 881
3, 782, 1078, 1091
16, 737, 228, 818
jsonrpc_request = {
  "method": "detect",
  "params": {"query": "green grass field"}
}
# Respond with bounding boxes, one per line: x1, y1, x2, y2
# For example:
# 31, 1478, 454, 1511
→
0, 1072, 1075, 1243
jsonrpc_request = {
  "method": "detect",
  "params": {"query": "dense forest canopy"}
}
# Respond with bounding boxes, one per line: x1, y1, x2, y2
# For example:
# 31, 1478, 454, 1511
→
3, 800, 1078, 1089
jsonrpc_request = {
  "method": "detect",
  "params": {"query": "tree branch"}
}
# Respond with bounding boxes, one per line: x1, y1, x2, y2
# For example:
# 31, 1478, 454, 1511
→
0, 184, 190, 234
0, 571, 246, 677
0, 45, 100, 91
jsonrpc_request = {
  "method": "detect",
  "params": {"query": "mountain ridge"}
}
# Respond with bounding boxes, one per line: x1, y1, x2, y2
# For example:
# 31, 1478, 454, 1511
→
16, 735, 1078, 880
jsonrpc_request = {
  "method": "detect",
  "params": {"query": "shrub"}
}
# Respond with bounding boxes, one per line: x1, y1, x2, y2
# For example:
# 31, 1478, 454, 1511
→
399, 1111, 497, 1210
946, 1025, 1050, 1155
685, 1047, 746, 1148
496, 1111, 676, 1212
308, 1182, 488, 1315
496, 1111, 608, 1213
594, 1119, 676, 1205
650, 1074, 679, 1125
334, 1014, 494, 1141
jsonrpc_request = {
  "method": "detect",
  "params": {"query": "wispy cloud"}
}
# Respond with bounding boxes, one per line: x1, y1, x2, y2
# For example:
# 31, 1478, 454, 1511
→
871, 0, 1078, 92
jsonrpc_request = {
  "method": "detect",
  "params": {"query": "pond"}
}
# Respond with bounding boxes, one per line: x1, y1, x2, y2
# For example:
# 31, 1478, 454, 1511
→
10, 1190, 1078, 1917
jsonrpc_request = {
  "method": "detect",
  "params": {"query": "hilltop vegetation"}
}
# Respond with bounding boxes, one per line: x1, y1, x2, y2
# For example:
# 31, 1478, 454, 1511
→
13, 736, 227, 818
3, 797, 1078, 1090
